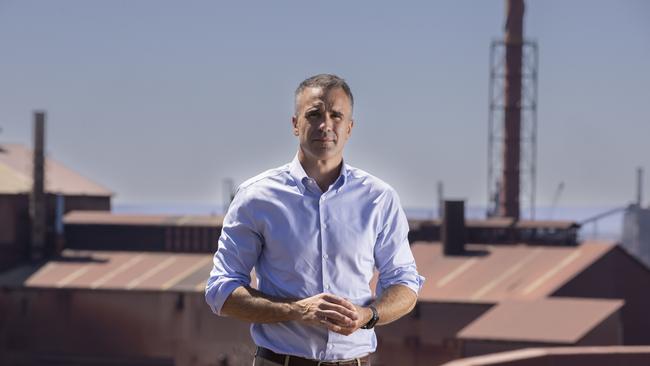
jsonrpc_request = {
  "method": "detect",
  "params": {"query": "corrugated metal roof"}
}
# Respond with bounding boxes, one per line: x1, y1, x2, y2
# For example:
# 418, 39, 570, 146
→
0, 249, 213, 292
412, 241, 614, 303
0, 160, 30, 192
0, 144, 112, 196
457, 298, 623, 343
442, 346, 650, 366
0, 241, 614, 300
64, 211, 223, 227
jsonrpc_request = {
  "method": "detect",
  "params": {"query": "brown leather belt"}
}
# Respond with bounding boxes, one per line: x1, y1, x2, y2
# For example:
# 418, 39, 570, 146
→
256, 347, 370, 366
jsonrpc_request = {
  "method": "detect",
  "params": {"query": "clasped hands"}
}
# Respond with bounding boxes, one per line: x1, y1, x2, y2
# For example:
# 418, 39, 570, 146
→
293, 293, 373, 336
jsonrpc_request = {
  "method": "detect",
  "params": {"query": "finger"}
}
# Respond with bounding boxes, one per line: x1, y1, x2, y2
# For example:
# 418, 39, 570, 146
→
316, 310, 355, 326
321, 319, 355, 336
319, 302, 359, 320
322, 294, 357, 312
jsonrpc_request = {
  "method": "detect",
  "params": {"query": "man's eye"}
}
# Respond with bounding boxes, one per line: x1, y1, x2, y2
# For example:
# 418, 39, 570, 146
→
306, 111, 321, 118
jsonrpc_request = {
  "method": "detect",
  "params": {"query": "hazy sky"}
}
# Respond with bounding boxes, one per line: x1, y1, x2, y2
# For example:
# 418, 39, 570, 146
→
1, 0, 648, 212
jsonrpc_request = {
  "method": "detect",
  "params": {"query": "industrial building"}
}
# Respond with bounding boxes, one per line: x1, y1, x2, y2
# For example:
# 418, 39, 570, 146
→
372, 239, 650, 365
63, 211, 222, 253
621, 203, 650, 269
408, 218, 579, 246
2, 236, 650, 365
0, 141, 112, 271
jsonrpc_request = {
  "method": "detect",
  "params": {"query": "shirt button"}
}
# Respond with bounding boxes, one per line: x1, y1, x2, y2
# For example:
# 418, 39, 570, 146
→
327, 344, 333, 350
322, 223, 327, 229
325, 284, 330, 290
323, 254, 328, 259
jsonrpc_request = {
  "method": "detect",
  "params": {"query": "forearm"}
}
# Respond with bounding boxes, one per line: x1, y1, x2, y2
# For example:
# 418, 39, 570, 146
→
220, 285, 300, 323
221, 286, 361, 335
372, 284, 418, 326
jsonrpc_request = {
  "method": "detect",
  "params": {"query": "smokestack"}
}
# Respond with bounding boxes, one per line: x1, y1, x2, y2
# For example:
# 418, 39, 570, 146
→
637, 167, 644, 206
30, 111, 47, 261
499, 0, 525, 219
442, 200, 466, 256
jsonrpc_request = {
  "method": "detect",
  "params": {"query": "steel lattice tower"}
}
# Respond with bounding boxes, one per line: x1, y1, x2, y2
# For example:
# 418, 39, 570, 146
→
487, 40, 538, 219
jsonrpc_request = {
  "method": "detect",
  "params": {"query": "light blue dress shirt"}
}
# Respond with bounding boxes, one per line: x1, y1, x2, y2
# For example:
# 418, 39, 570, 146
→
205, 155, 424, 361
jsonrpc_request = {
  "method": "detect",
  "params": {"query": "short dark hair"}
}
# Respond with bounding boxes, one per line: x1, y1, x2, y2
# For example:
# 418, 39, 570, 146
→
294, 74, 354, 113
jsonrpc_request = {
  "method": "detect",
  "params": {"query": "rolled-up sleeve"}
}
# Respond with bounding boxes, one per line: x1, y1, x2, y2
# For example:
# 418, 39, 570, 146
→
373, 189, 425, 298
205, 187, 263, 315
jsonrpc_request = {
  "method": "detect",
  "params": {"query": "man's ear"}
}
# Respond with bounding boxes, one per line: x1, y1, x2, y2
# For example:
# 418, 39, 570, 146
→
347, 119, 354, 136
291, 116, 299, 136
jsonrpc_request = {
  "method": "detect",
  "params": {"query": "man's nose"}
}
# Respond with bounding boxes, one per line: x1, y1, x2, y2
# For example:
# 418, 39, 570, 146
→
319, 114, 334, 131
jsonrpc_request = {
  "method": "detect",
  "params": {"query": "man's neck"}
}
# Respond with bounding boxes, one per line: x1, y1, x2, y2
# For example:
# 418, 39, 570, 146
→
298, 150, 343, 193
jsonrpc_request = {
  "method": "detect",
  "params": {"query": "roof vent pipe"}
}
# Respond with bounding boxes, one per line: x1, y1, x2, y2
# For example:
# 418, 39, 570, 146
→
442, 200, 466, 256
30, 111, 46, 261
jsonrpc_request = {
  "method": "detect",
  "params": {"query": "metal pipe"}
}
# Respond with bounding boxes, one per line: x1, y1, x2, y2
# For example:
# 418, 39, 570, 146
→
30, 111, 46, 261
637, 167, 644, 206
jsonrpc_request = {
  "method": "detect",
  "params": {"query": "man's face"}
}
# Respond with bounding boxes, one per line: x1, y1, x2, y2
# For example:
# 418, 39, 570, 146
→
292, 87, 354, 162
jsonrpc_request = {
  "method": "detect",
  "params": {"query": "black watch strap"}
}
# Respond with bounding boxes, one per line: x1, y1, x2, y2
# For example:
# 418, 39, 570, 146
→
361, 305, 379, 329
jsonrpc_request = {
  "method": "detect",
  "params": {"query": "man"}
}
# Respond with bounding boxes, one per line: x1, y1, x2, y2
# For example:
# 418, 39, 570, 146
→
205, 74, 424, 366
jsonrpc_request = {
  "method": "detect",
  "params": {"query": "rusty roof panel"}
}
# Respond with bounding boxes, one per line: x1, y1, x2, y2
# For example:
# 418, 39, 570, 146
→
442, 346, 650, 366
413, 241, 613, 303
2, 241, 614, 302
15, 250, 212, 292
0, 144, 112, 196
63, 211, 223, 227
129, 255, 209, 290
0, 161, 30, 192
171, 259, 215, 292
457, 297, 623, 343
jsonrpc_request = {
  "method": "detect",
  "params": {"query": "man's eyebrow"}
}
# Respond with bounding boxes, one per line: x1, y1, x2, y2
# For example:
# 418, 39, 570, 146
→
329, 108, 345, 116
305, 102, 324, 112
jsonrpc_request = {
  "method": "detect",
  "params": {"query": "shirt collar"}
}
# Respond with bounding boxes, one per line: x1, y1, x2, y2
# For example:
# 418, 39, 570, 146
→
289, 154, 309, 194
288, 154, 349, 195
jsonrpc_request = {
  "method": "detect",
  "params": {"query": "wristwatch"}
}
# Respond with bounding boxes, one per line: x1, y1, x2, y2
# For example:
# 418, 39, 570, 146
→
361, 305, 379, 329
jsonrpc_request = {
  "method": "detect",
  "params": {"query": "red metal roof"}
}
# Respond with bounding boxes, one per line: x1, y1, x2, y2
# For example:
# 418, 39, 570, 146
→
63, 211, 223, 227
0, 144, 112, 196
0, 250, 213, 292
457, 298, 623, 344
0, 241, 615, 301
442, 346, 650, 366
412, 241, 614, 303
